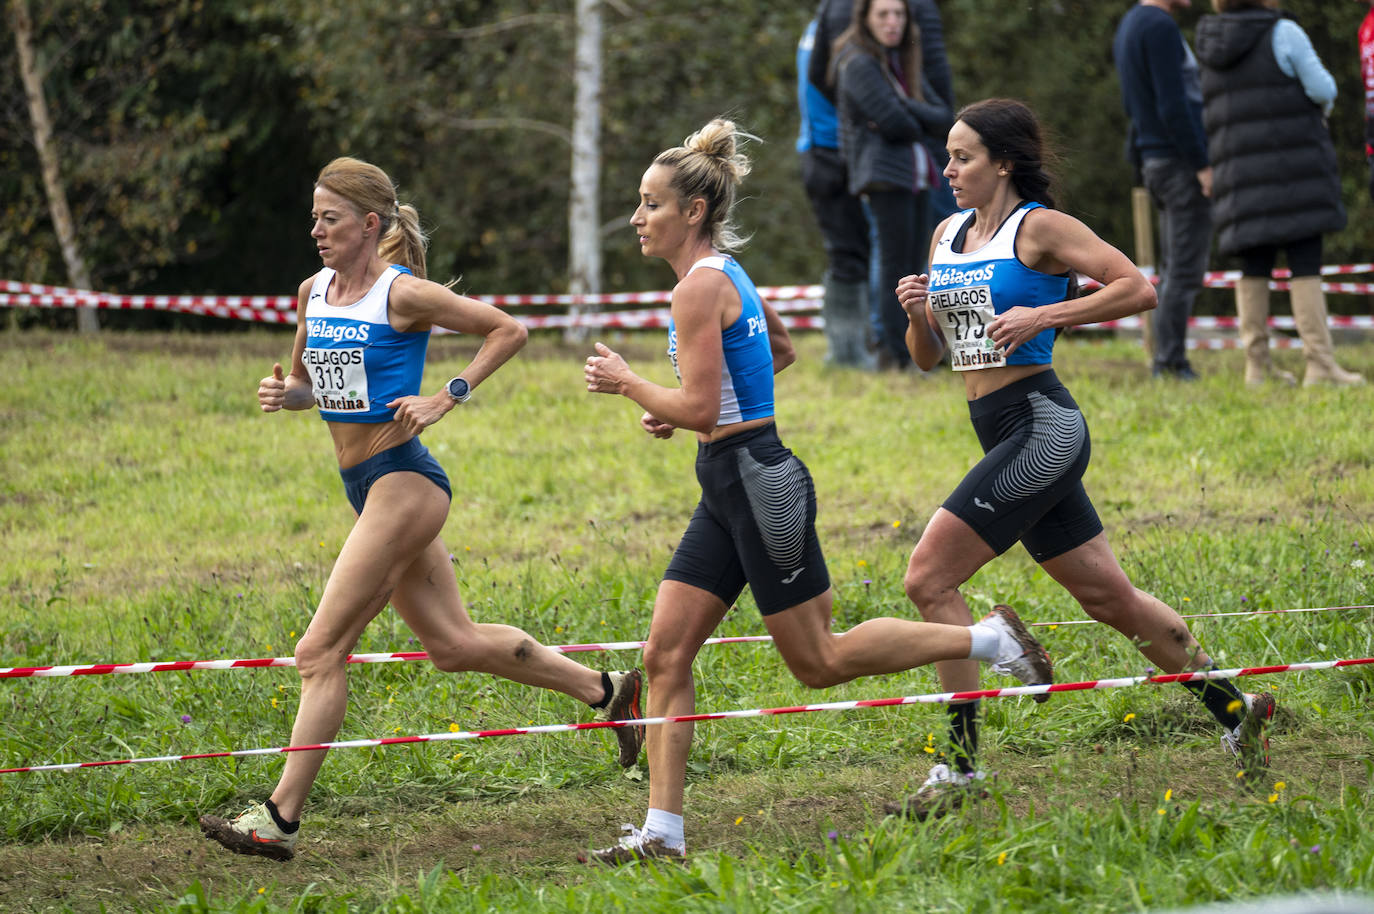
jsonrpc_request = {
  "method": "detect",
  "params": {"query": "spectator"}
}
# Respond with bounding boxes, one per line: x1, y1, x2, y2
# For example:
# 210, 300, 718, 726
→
812, 0, 954, 369
1196, 0, 1363, 386
829, 0, 952, 370
1361, 0, 1374, 202
1113, 0, 1211, 381
811, 0, 956, 222
797, 17, 874, 368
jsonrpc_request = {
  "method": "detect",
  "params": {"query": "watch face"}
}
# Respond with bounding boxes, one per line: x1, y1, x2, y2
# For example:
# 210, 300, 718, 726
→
448, 377, 470, 400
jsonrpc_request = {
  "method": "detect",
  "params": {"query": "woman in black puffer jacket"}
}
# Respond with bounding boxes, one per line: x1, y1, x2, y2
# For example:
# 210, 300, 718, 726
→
1196, 0, 1362, 386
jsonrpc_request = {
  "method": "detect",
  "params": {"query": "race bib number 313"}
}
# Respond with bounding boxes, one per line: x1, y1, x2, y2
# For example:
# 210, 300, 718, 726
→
930, 285, 1003, 371
304, 347, 370, 412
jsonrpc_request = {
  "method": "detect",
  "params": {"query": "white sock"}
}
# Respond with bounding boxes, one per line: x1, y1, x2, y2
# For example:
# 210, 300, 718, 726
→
966, 622, 1001, 661
643, 808, 685, 852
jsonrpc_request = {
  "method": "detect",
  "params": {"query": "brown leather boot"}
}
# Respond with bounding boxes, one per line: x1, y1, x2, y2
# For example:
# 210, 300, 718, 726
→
1290, 276, 1364, 386
1235, 277, 1294, 385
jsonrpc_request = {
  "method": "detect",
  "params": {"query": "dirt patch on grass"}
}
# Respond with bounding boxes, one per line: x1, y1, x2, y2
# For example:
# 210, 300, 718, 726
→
0, 728, 1367, 913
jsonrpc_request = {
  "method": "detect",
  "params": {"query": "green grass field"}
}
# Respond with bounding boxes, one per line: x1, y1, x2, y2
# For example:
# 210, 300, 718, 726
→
1, 329, 1372, 913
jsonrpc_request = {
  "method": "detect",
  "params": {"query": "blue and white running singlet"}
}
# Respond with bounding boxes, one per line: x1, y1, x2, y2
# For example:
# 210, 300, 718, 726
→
928, 202, 1071, 371
667, 255, 775, 425
303, 265, 429, 423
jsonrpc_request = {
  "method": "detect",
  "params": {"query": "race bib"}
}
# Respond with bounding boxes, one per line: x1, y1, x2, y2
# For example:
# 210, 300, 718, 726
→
304, 347, 370, 412
930, 285, 1003, 371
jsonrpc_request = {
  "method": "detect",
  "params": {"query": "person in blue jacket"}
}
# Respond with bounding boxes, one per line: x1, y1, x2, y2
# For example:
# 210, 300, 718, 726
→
797, 17, 874, 368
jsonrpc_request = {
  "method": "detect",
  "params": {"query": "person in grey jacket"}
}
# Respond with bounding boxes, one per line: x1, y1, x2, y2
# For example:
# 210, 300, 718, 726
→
810, 0, 956, 217
807, 0, 955, 368
829, 0, 952, 370
1196, 0, 1362, 386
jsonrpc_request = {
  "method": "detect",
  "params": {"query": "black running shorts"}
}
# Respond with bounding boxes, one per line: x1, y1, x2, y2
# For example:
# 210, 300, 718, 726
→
942, 370, 1103, 562
664, 423, 831, 616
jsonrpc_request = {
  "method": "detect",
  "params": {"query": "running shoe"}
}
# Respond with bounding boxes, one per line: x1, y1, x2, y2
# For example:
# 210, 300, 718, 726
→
579, 824, 686, 866
1221, 691, 1277, 782
883, 763, 988, 821
199, 801, 297, 861
596, 669, 645, 768
983, 604, 1054, 702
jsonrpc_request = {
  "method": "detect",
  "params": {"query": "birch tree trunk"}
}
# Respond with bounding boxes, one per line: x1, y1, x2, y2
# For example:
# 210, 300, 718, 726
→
8, 0, 99, 332
564, 0, 602, 342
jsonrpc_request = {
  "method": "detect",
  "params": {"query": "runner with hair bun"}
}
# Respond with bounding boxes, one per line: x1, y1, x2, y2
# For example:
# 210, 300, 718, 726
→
582, 118, 1054, 865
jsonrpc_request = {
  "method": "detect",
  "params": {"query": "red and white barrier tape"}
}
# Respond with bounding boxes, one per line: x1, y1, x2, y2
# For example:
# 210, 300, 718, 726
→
3, 654, 1370, 775
5, 264, 1374, 329
2, 604, 1367, 681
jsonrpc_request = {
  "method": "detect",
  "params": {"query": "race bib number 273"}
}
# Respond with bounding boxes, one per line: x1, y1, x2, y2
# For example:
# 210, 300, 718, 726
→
930, 285, 1003, 371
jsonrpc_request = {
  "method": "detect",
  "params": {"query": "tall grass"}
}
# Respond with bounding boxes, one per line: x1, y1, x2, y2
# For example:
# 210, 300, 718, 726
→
0, 330, 1371, 913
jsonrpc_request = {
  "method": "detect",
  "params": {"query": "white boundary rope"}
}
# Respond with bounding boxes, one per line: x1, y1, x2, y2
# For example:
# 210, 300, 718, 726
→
2, 604, 1368, 681
3, 655, 1370, 775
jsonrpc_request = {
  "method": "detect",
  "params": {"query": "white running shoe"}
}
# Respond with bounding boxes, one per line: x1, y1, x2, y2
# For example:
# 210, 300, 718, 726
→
982, 604, 1054, 702
199, 801, 297, 861
580, 824, 686, 866
883, 763, 989, 821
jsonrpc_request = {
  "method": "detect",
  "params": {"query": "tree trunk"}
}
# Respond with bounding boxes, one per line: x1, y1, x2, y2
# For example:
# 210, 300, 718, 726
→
8, 0, 99, 332
564, 0, 602, 342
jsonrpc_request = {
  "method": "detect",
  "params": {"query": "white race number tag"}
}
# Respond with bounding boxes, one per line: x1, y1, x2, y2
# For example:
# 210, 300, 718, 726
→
930, 285, 1003, 371
304, 347, 369, 412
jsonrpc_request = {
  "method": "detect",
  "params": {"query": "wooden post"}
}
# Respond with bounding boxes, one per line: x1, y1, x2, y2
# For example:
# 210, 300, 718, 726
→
1131, 186, 1155, 360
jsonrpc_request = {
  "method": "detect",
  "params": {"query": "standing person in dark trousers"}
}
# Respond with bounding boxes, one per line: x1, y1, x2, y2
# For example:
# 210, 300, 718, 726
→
197, 157, 645, 862
1359, 0, 1374, 202
1114, 0, 1212, 381
1196, 0, 1362, 386
797, 17, 875, 369
811, 0, 956, 366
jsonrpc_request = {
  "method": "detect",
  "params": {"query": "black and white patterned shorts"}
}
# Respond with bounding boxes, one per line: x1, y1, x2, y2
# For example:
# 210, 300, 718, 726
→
943, 369, 1103, 563
664, 423, 831, 616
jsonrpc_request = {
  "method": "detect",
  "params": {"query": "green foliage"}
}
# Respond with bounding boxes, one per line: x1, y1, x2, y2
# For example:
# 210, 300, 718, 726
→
0, 0, 317, 310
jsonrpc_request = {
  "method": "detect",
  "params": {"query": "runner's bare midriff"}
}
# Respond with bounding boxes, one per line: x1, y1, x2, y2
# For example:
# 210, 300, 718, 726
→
328, 420, 415, 469
699, 415, 776, 444
961, 363, 1054, 401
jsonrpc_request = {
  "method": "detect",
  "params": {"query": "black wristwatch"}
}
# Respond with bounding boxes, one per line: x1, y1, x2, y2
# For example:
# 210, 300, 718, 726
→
445, 376, 471, 403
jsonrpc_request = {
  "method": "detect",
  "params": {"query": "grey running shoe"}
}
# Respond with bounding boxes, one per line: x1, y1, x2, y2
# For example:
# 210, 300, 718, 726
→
983, 604, 1054, 703
199, 801, 296, 861
596, 669, 645, 768
1221, 691, 1277, 783
883, 763, 988, 821
579, 824, 686, 866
